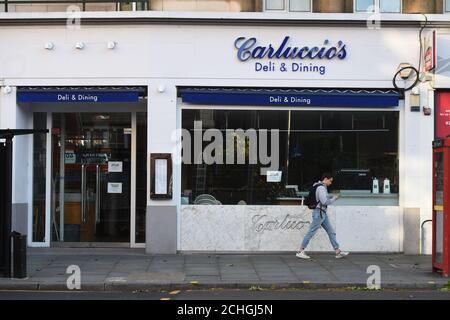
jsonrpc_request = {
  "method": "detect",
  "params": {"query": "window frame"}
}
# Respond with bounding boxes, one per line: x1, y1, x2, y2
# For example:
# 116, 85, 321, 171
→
354, 0, 402, 13
264, 0, 312, 12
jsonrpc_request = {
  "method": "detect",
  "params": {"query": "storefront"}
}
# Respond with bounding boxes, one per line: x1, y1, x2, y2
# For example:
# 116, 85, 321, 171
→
0, 15, 441, 253
14, 87, 148, 247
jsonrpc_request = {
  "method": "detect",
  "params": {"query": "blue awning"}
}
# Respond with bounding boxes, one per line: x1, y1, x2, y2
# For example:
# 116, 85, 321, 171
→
17, 86, 146, 103
180, 88, 401, 108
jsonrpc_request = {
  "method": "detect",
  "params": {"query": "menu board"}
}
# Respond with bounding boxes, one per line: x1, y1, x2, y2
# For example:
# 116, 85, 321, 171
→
155, 159, 168, 195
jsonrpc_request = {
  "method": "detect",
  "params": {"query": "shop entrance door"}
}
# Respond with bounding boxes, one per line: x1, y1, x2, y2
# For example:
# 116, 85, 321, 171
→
51, 113, 132, 244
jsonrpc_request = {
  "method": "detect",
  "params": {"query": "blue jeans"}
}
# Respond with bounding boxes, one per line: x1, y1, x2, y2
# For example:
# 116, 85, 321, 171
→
300, 208, 340, 251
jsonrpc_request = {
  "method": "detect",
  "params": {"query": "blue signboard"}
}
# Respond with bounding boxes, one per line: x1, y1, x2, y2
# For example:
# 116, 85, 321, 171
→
180, 89, 400, 108
17, 90, 140, 103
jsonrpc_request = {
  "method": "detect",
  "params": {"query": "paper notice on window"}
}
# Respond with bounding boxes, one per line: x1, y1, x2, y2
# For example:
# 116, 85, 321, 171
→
108, 161, 123, 173
107, 182, 122, 194
64, 151, 76, 164
155, 159, 167, 195
266, 171, 282, 183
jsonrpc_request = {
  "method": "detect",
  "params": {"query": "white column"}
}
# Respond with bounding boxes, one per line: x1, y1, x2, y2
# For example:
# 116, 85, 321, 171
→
402, 91, 422, 208
147, 82, 178, 207
418, 86, 435, 254
146, 82, 179, 254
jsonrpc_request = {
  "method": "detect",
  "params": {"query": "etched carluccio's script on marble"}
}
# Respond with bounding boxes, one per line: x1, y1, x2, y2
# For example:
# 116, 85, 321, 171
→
252, 214, 310, 233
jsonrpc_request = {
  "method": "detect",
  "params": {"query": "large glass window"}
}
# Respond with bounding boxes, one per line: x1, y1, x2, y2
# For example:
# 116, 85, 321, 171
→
355, 0, 375, 12
446, 0, 450, 12
266, 0, 311, 12
181, 110, 399, 206
289, 0, 311, 12
379, 0, 401, 13
355, 0, 401, 13
266, 0, 285, 10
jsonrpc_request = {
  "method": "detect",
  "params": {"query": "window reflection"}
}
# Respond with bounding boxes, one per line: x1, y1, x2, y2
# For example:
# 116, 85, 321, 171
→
181, 110, 399, 205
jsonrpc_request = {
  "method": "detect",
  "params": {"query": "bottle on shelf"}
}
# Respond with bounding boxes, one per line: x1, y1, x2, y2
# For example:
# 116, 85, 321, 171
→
372, 177, 379, 194
383, 178, 391, 194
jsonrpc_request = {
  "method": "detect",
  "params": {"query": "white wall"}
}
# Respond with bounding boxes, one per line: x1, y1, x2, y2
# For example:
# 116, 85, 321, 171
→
0, 25, 419, 88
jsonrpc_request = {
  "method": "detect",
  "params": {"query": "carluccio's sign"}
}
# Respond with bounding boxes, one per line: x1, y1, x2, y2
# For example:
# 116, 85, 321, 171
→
234, 36, 348, 75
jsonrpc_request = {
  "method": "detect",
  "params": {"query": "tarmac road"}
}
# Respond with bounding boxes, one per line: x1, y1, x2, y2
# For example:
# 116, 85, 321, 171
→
1, 289, 450, 300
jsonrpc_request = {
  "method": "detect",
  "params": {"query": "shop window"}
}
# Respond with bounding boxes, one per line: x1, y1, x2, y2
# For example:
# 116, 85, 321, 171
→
265, 0, 312, 12
446, 0, 450, 12
321, 112, 353, 130
355, 0, 375, 11
32, 113, 47, 242
355, 0, 401, 12
379, 0, 401, 12
181, 110, 399, 206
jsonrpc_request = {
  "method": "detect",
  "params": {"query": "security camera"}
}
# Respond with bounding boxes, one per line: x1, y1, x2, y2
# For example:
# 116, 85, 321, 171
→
398, 63, 413, 80
107, 41, 116, 49
157, 85, 166, 93
75, 42, 85, 50
3, 86, 12, 94
423, 107, 432, 116
44, 42, 55, 50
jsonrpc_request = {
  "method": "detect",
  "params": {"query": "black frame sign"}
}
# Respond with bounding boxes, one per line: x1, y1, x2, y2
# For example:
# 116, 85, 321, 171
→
150, 153, 173, 200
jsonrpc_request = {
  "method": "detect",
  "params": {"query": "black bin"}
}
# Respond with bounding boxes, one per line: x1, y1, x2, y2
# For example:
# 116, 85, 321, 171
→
11, 232, 27, 279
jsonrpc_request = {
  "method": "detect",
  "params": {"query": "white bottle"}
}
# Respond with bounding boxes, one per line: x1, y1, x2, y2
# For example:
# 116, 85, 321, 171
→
383, 178, 391, 194
372, 178, 379, 194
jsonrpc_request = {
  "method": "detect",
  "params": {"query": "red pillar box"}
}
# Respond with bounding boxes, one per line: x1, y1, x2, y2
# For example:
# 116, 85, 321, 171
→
432, 137, 450, 277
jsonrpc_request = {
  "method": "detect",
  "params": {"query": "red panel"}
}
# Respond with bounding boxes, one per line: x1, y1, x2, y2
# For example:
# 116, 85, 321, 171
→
436, 92, 450, 139
432, 140, 450, 277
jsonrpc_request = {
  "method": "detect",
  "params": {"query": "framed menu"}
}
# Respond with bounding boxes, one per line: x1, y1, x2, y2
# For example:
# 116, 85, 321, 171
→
150, 153, 173, 200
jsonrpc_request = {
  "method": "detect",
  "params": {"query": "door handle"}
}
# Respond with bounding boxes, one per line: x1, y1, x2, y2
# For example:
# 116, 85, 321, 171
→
81, 164, 87, 223
95, 165, 100, 224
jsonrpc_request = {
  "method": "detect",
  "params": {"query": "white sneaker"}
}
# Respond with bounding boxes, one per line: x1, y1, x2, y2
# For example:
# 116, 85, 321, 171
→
296, 251, 311, 260
335, 251, 349, 259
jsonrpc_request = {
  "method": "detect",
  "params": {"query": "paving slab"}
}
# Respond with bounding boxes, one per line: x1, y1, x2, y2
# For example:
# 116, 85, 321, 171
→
0, 248, 449, 292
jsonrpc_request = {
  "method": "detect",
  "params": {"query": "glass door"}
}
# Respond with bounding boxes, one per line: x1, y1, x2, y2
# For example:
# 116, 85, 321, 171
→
51, 113, 132, 244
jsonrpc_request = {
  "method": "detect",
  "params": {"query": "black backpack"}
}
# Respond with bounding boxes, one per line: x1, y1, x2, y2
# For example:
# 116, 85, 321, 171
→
304, 184, 321, 209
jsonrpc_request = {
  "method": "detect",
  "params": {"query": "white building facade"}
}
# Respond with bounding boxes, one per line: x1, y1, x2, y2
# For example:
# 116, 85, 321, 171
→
0, 10, 449, 254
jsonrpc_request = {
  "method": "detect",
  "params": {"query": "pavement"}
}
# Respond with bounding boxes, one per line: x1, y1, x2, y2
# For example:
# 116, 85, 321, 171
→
0, 248, 449, 292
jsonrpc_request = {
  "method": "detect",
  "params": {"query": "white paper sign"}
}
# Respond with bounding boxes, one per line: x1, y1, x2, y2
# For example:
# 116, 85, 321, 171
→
108, 161, 123, 173
107, 182, 122, 194
64, 152, 76, 164
155, 159, 168, 194
266, 171, 282, 183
